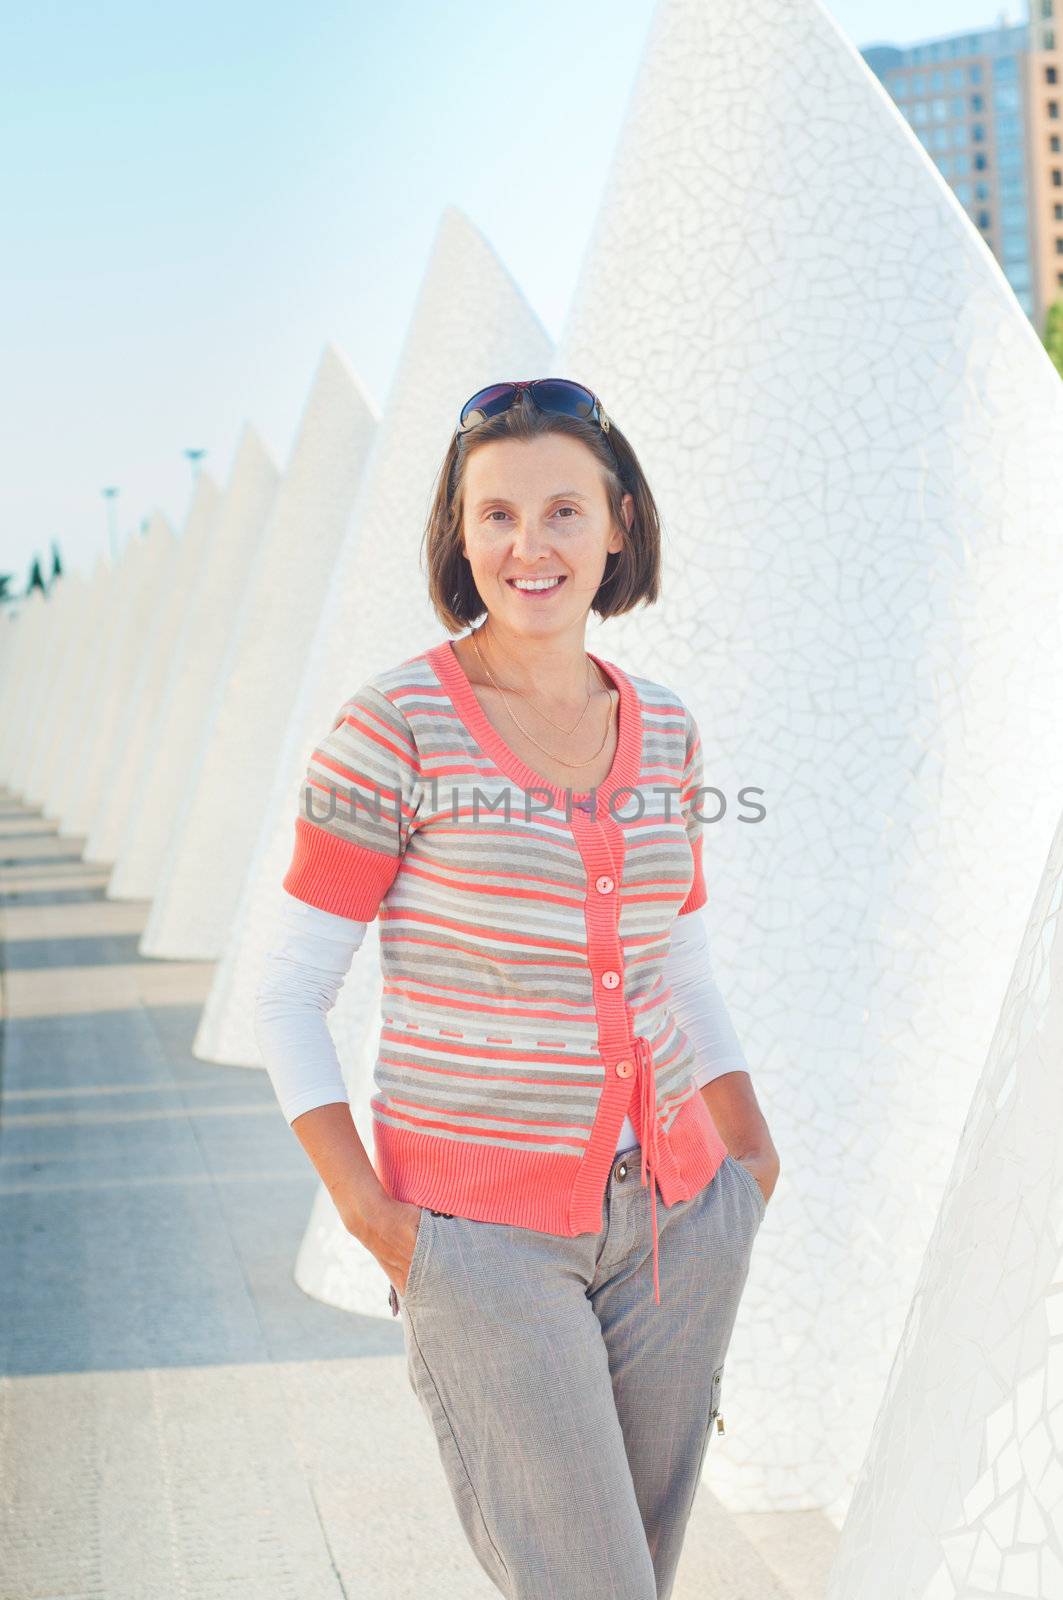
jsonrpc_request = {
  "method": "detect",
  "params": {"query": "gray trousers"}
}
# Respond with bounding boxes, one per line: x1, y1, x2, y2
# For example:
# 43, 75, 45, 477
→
394, 1145, 766, 1599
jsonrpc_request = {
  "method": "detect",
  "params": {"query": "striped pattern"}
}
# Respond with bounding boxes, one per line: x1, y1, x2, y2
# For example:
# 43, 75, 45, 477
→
282, 637, 728, 1242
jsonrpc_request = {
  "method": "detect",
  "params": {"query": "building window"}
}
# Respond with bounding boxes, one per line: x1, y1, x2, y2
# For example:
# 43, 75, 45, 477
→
911, 102, 929, 125
977, 209, 992, 228
955, 180, 974, 203
1056, 237, 1063, 253
949, 67, 965, 88
1058, 271, 1063, 285
970, 63, 983, 84
1055, 202, 1063, 218
931, 68, 945, 89
1054, 168, 1063, 185
1052, 135, 1061, 151
971, 93, 984, 111
1049, 101, 1060, 118
975, 151, 989, 169
952, 96, 967, 117
1048, 66, 1058, 84
932, 98, 948, 120
976, 180, 991, 199
972, 122, 986, 140
1047, 31, 1056, 48
1040, 0, 1053, 17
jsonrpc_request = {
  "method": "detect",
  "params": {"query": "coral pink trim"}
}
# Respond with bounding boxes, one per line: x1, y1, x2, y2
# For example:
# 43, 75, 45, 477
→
282, 813, 400, 921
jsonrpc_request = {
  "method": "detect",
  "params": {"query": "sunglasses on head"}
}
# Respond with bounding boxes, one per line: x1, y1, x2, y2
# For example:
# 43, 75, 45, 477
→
456, 379, 615, 450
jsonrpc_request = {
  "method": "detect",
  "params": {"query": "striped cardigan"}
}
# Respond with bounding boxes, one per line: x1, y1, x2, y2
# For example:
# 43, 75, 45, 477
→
281, 636, 730, 1303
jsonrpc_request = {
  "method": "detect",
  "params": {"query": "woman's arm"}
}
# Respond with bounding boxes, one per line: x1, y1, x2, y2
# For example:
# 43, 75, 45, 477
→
666, 907, 780, 1204
253, 891, 410, 1263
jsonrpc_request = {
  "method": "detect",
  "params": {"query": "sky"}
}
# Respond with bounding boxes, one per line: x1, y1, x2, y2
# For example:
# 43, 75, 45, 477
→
0, 0, 1028, 585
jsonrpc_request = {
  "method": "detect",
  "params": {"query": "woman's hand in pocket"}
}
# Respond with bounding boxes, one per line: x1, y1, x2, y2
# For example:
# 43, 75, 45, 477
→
734, 1148, 780, 1208
362, 1198, 424, 1295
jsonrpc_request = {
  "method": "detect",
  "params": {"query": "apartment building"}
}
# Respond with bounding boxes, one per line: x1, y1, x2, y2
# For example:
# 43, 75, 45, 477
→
862, 2, 1063, 334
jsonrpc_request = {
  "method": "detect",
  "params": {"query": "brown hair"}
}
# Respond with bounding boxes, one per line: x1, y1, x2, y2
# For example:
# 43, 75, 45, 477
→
421, 390, 662, 634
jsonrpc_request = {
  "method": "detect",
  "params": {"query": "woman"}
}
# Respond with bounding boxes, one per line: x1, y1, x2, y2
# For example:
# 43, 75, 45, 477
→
255, 378, 780, 1600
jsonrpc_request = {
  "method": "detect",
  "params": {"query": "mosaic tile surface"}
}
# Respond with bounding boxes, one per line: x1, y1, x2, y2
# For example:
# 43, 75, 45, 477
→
551, 0, 1063, 1513
827, 805, 1063, 1595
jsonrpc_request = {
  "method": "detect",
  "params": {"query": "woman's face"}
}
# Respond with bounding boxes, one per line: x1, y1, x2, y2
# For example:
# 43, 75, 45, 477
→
461, 433, 633, 640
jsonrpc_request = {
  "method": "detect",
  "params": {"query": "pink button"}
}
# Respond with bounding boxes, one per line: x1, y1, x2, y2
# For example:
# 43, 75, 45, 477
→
615, 1059, 633, 1078
595, 875, 615, 894
601, 970, 621, 989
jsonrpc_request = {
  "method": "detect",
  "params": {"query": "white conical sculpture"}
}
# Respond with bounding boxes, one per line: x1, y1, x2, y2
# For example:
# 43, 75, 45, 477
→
30, 552, 126, 818
826, 805, 1063, 1598
94, 432, 273, 878
9, 571, 88, 800
547, 0, 1063, 1513
140, 344, 377, 957
52, 512, 177, 839
0, 580, 50, 782
199, 206, 551, 1316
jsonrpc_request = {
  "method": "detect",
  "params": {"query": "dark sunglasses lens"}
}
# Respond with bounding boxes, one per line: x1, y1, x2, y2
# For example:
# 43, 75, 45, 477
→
529, 379, 597, 420
459, 383, 517, 428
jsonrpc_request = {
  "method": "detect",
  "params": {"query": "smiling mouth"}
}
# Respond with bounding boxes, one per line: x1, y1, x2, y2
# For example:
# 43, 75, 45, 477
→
506, 576, 567, 592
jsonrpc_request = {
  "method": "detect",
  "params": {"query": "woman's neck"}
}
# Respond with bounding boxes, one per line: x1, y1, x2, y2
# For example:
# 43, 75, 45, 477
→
461, 620, 599, 701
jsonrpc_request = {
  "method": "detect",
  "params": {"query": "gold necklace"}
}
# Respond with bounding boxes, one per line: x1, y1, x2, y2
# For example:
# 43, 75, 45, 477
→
471, 624, 618, 771
473, 621, 593, 735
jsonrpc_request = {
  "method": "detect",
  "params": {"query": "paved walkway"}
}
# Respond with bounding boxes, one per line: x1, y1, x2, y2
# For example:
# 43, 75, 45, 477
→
0, 786, 838, 1598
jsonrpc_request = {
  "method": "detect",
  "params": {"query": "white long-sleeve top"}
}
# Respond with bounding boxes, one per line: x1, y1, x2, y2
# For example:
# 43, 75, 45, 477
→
254, 893, 750, 1154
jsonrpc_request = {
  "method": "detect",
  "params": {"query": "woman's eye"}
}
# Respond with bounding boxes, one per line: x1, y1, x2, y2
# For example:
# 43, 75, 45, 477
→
485, 505, 578, 521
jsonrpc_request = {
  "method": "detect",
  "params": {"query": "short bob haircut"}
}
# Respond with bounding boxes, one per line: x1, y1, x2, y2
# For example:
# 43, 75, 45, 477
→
422, 387, 662, 635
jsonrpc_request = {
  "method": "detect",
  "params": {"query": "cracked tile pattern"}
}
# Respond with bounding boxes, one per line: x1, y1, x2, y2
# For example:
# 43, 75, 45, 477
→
828, 805, 1063, 1597
550, 0, 1063, 1517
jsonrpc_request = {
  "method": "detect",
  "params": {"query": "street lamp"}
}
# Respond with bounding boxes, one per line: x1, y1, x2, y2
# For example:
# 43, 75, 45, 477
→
101, 486, 119, 563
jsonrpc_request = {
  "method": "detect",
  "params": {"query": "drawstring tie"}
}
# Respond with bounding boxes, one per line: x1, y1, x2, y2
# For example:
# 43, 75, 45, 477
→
633, 1033, 662, 1305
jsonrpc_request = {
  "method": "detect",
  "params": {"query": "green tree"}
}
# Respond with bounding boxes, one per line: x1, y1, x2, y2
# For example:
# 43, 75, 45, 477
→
1044, 298, 1063, 379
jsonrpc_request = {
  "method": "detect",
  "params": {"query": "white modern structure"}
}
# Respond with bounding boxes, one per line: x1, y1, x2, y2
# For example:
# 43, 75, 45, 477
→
0, 578, 58, 784
547, 0, 1063, 1517
85, 440, 269, 867
827, 803, 1063, 1597
139, 344, 377, 958
14, 567, 91, 805
197, 206, 552, 1320
52, 510, 177, 839
195, 206, 551, 1066
20, 485, 219, 825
